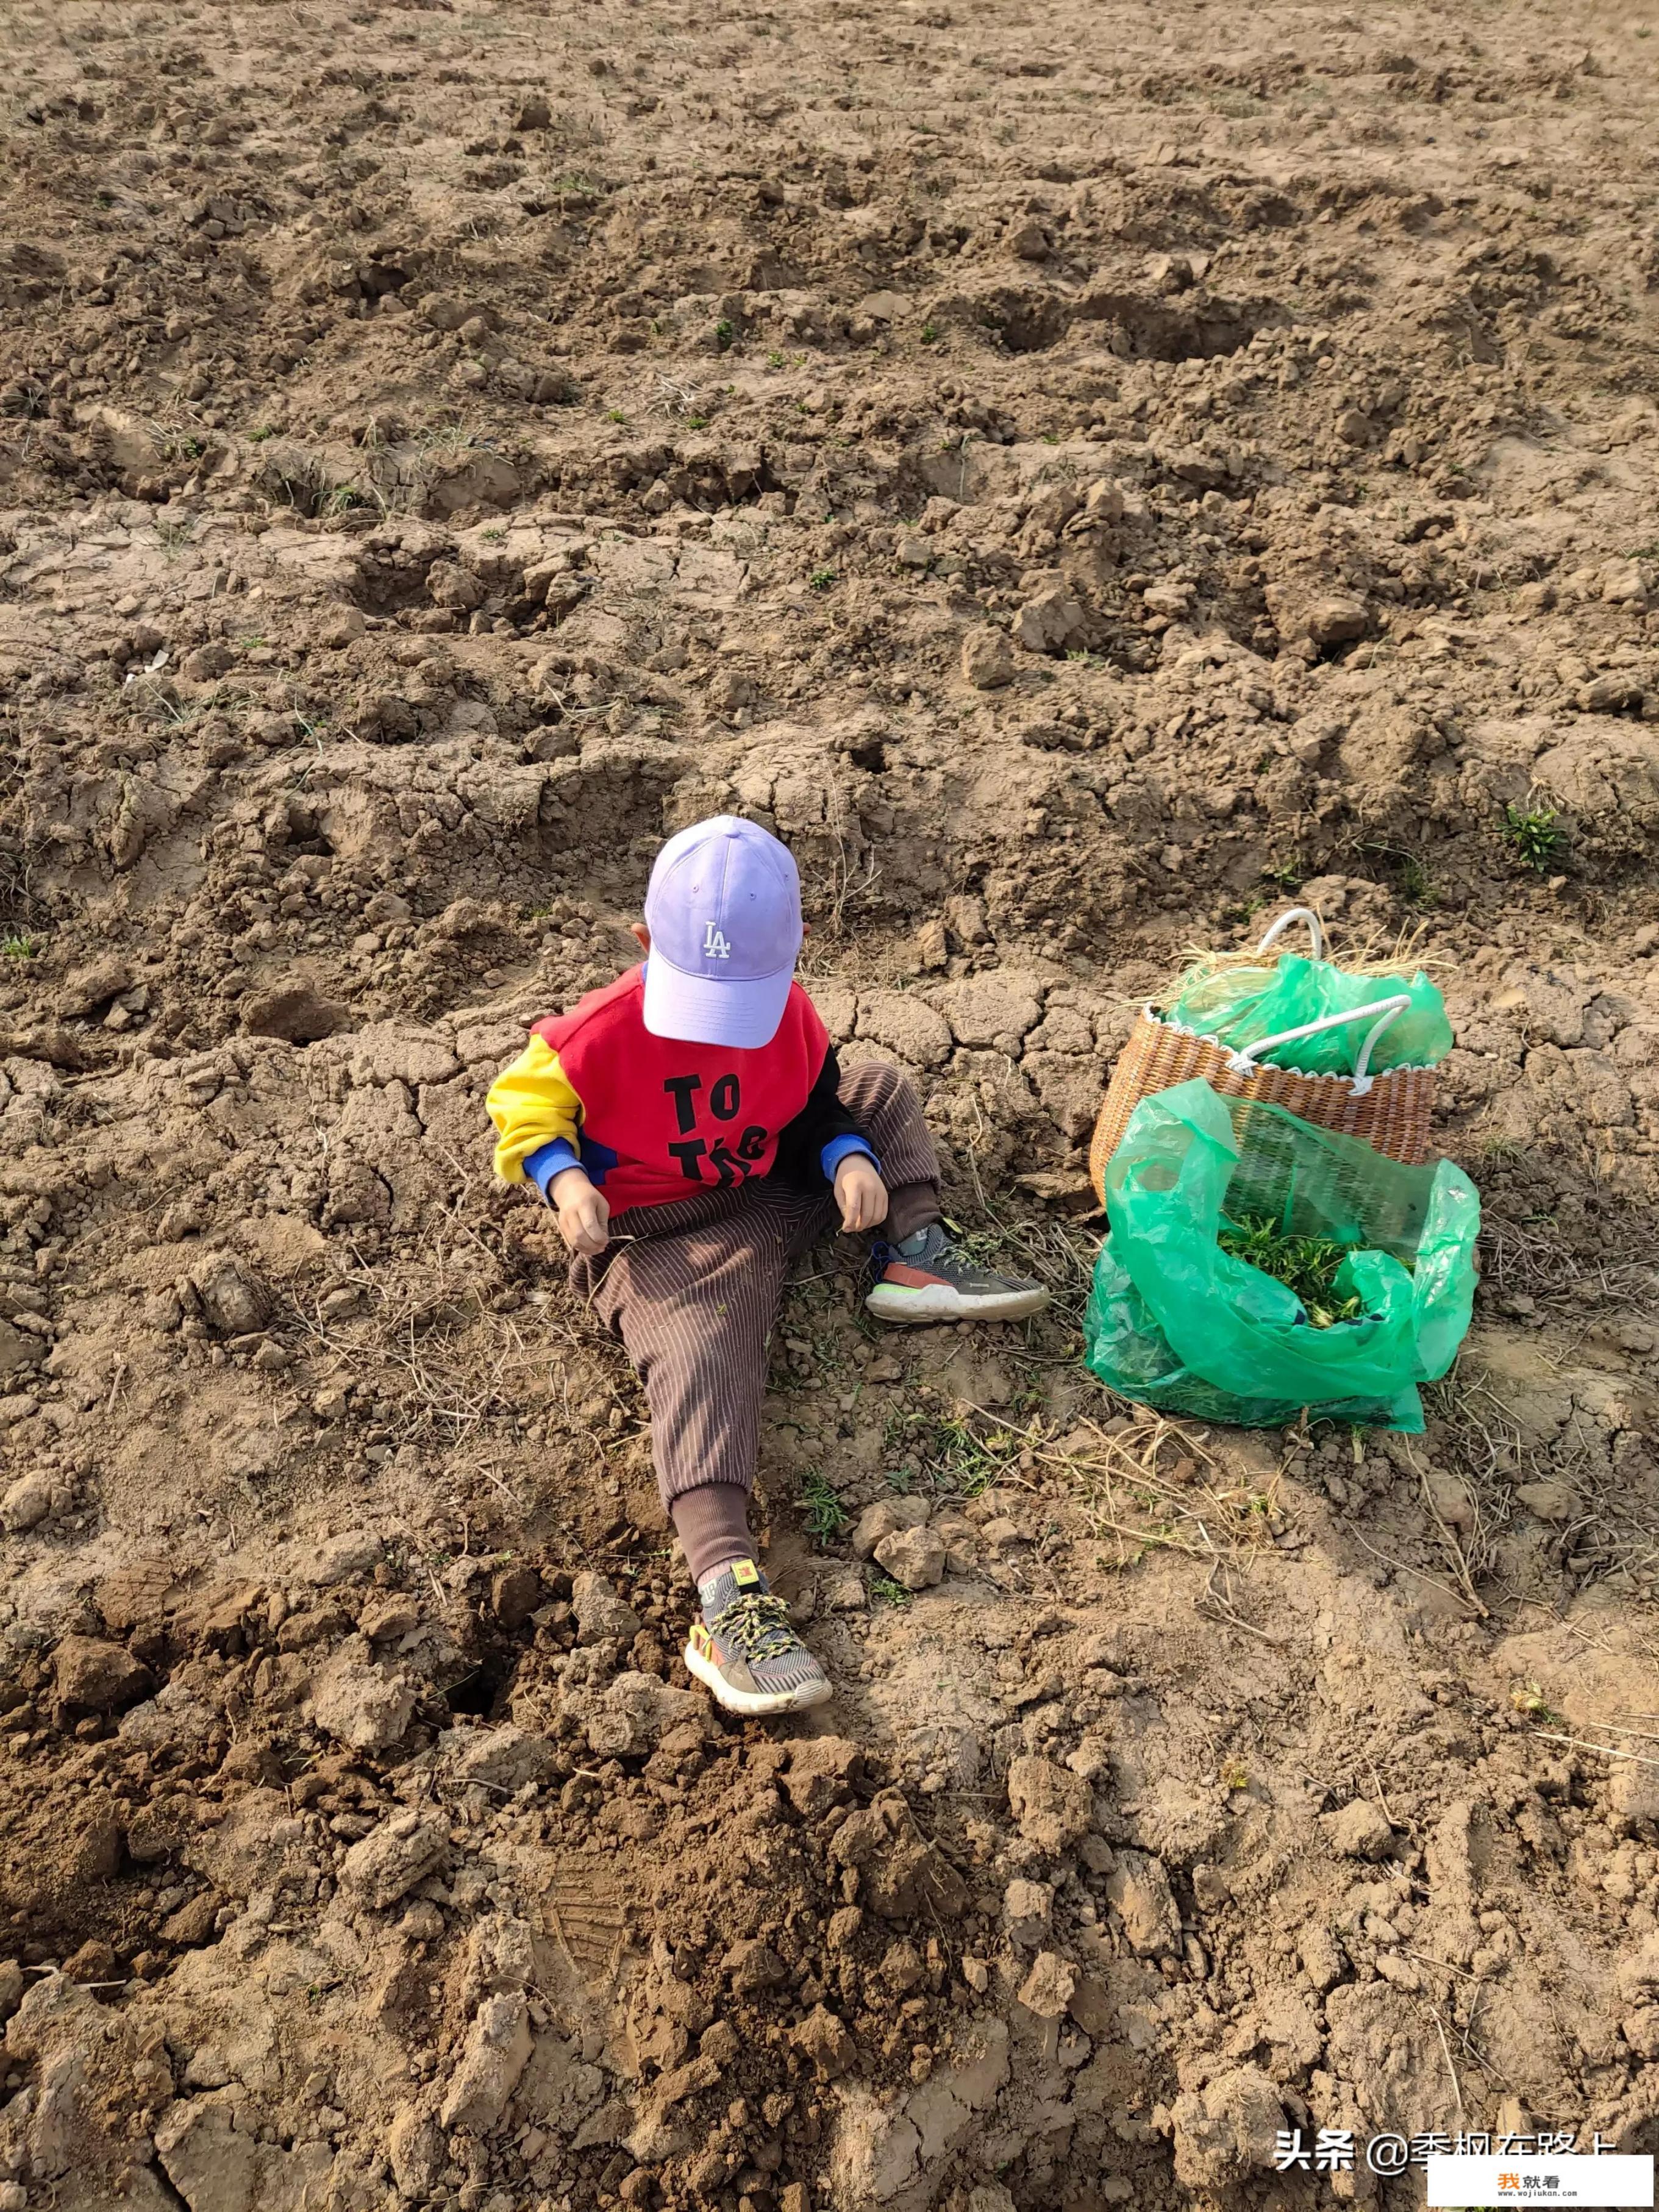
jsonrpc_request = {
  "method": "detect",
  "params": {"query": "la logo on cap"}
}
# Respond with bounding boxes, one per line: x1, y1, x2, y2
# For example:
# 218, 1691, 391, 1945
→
703, 922, 732, 959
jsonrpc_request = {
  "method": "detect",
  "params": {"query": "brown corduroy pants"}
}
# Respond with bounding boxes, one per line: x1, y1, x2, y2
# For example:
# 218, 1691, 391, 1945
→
568, 1061, 941, 1513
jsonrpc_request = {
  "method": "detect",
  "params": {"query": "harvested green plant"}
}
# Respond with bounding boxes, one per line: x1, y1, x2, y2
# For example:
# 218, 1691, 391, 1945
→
1218, 1214, 1364, 1328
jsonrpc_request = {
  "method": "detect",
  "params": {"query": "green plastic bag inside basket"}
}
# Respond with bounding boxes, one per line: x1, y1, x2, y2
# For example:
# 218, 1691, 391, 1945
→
1082, 1079, 1479, 1432
1166, 954, 1453, 1074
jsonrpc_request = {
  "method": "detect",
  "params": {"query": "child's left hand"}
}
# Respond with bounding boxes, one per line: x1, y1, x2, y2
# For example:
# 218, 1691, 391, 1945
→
834, 1153, 888, 1233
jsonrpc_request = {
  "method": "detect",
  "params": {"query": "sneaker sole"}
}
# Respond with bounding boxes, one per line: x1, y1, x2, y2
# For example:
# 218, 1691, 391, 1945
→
683, 1640, 833, 1718
864, 1281, 1051, 1325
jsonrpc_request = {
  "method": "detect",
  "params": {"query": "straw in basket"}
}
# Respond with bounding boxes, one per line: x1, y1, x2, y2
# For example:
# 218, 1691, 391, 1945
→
1088, 908, 1438, 1196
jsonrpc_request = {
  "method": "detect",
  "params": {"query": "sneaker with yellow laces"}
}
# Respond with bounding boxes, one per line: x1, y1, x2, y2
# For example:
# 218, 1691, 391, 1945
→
684, 1559, 832, 1718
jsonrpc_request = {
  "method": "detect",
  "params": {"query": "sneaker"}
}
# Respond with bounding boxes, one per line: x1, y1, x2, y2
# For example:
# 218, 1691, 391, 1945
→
684, 1560, 833, 1718
865, 1222, 1051, 1325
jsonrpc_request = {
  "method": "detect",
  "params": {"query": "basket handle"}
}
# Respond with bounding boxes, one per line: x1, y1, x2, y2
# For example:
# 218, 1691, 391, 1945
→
1229, 994, 1412, 1097
1255, 906, 1327, 960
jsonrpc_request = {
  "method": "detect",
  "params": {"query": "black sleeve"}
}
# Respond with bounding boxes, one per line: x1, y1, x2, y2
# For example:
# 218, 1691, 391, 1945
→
768, 1044, 869, 1190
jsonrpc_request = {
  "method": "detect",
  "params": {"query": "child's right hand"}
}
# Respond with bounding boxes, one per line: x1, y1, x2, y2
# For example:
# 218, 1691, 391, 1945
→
549, 1166, 610, 1257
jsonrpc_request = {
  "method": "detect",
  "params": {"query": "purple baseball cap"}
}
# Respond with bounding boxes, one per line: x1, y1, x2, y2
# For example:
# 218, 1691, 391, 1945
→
641, 815, 803, 1047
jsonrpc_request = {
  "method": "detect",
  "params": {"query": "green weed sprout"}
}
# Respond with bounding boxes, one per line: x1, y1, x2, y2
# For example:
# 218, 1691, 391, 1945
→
800, 1469, 849, 1544
1500, 802, 1564, 872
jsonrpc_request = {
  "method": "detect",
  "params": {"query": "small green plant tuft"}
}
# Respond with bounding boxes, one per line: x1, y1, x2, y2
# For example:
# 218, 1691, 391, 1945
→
604, 408, 626, 424
1398, 854, 1437, 907
766, 348, 786, 368
1500, 801, 1565, 872
685, 413, 709, 429
808, 566, 837, 592
919, 321, 940, 344
800, 1469, 849, 1544
2, 933, 37, 961
1511, 1680, 1563, 1725
881, 1402, 1024, 1496
869, 1573, 912, 1606
248, 425, 278, 442
714, 318, 735, 352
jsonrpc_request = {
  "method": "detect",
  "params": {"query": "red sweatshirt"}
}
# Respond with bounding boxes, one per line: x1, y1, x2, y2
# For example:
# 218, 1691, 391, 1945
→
486, 965, 874, 1213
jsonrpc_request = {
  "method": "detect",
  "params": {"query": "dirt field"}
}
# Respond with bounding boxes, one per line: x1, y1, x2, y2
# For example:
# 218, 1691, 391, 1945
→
4, 0, 1659, 2205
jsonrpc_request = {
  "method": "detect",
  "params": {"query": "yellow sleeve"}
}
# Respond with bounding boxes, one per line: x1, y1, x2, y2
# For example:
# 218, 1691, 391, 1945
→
485, 1035, 583, 1182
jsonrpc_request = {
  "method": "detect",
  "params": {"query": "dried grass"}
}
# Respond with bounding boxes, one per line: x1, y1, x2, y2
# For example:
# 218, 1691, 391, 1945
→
293, 1235, 529, 1445
948, 1091, 1099, 1326
1417, 1368, 1525, 1582
287, 1166, 637, 1504
954, 1397, 1290, 1583
1157, 915, 1447, 1010
1479, 1209, 1659, 1316
1423, 1360, 1659, 1599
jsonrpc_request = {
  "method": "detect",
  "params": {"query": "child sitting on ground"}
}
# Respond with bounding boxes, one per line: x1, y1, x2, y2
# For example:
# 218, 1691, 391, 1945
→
487, 815, 1047, 1715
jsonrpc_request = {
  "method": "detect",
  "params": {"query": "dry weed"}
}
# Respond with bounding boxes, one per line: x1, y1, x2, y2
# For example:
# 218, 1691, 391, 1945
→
1479, 1208, 1659, 1316
1424, 1361, 1659, 1599
957, 1397, 1290, 1579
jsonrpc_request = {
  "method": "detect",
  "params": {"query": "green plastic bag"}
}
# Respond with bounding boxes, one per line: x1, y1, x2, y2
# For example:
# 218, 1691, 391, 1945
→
1163, 910, 1453, 1076
1167, 955, 1453, 1075
1082, 1079, 1480, 1432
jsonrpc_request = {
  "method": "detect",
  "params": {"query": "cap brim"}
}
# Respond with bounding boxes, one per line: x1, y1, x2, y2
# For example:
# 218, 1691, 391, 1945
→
641, 957, 794, 1048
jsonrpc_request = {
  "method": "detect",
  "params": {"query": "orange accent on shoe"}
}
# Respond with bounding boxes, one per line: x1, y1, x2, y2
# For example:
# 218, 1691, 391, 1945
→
879, 1262, 951, 1289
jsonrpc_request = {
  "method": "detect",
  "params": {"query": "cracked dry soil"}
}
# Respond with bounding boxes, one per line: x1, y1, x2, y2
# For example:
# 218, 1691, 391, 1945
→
3, 0, 1659, 2208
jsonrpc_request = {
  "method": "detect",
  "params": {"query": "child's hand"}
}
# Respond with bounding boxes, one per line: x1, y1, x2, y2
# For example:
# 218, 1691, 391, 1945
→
834, 1153, 888, 1233
549, 1166, 610, 1257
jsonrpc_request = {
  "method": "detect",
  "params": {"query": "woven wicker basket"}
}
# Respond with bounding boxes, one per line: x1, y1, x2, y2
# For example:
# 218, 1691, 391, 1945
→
1088, 911, 1438, 1194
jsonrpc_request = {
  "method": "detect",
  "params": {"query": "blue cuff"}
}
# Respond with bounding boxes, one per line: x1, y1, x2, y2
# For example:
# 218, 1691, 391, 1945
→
821, 1134, 880, 1182
524, 1139, 581, 1198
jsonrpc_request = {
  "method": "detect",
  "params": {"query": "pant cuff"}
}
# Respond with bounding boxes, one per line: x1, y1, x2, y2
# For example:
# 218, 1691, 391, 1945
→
885, 1178, 941, 1244
669, 1482, 755, 1589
